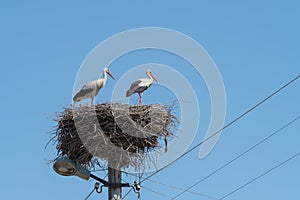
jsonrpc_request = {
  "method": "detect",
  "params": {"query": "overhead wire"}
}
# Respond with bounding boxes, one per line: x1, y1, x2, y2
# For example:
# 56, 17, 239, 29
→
122, 188, 133, 199
83, 182, 101, 200
84, 188, 96, 200
140, 74, 300, 184
146, 178, 219, 200
219, 152, 300, 199
171, 115, 300, 199
122, 171, 218, 199
141, 185, 172, 199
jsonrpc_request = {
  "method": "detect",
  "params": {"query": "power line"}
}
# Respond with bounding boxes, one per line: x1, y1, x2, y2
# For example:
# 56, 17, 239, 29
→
122, 188, 133, 199
171, 115, 300, 199
83, 183, 101, 200
83, 188, 96, 200
150, 179, 219, 200
143, 177, 219, 199
141, 74, 300, 184
122, 172, 218, 199
121, 171, 219, 199
219, 152, 300, 199
141, 185, 172, 199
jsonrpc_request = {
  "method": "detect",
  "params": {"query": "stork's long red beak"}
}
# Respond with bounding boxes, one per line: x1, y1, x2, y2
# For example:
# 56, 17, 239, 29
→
107, 71, 115, 80
151, 73, 158, 82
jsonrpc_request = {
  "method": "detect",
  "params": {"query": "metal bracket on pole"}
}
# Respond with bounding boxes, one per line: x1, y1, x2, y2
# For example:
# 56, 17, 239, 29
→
105, 183, 131, 188
90, 173, 132, 188
90, 173, 108, 185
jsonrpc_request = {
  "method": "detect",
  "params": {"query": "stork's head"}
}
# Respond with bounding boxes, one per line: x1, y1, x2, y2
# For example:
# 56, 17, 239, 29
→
104, 67, 115, 80
146, 69, 158, 82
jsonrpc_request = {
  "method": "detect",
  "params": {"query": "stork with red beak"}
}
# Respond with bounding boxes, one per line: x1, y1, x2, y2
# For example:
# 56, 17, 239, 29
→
126, 69, 158, 104
73, 67, 115, 105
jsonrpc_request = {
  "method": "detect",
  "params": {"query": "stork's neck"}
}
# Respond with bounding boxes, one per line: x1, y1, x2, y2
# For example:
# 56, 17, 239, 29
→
103, 72, 107, 84
103, 71, 107, 81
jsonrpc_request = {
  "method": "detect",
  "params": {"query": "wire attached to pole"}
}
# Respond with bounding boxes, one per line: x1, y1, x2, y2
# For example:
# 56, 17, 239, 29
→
84, 182, 102, 200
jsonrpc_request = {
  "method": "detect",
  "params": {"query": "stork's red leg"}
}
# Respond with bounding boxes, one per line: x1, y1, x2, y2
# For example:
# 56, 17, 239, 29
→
138, 93, 142, 105
91, 97, 94, 106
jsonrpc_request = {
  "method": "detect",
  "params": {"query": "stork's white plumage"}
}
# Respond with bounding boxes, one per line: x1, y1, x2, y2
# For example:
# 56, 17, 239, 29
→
126, 69, 158, 104
73, 68, 115, 105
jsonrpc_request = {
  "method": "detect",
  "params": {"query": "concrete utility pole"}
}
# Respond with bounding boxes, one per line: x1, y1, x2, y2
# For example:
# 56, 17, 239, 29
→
108, 167, 122, 200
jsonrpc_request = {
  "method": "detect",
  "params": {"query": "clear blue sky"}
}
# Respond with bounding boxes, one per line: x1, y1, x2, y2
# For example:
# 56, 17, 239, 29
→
0, 1, 299, 200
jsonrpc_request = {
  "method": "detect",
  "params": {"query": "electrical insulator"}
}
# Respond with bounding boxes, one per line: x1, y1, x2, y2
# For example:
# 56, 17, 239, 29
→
134, 181, 141, 191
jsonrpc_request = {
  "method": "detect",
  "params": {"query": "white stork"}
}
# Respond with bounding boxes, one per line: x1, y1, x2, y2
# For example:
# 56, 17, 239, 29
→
126, 69, 158, 104
73, 67, 115, 105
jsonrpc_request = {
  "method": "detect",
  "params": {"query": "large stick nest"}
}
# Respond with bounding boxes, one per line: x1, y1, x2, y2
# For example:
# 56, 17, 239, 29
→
52, 103, 177, 170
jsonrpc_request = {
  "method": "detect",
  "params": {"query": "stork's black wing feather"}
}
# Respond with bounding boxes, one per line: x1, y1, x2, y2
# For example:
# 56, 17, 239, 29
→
73, 87, 94, 101
126, 80, 143, 97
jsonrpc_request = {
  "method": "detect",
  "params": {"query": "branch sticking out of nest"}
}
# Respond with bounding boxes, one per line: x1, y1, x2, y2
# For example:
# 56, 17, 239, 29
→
52, 103, 178, 170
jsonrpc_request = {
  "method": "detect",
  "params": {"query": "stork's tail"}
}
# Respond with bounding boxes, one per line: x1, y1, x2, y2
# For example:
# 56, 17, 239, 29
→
73, 93, 81, 102
126, 90, 132, 97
